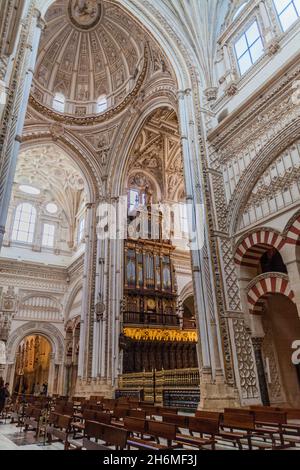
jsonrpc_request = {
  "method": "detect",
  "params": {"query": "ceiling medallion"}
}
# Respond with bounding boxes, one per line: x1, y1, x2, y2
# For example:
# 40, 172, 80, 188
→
68, 0, 103, 31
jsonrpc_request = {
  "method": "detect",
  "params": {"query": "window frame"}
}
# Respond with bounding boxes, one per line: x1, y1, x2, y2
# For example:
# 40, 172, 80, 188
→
96, 95, 108, 114
53, 92, 66, 113
42, 223, 56, 248
233, 18, 265, 76
273, 0, 300, 32
11, 202, 37, 245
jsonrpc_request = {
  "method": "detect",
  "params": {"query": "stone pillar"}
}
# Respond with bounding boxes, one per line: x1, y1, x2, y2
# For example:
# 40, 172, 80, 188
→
259, 1, 280, 54
78, 202, 96, 380
0, 5, 45, 248
177, 88, 239, 409
47, 352, 55, 396
252, 337, 270, 406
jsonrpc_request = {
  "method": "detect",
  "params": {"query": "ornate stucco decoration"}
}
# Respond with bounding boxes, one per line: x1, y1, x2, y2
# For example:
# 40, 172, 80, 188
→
68, 0, 103, 31
123, 327, 198, 343
30, 0, 153, 121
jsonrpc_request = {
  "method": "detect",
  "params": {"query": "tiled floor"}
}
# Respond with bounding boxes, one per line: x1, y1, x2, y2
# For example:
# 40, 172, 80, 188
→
0, 423, 64, 450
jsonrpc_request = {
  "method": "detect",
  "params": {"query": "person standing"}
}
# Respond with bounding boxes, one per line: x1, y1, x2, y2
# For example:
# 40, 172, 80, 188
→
0, 382, 10, 416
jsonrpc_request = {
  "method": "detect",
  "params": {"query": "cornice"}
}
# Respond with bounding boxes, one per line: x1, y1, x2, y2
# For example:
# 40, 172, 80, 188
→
29, 44, 149, 127
208, 55, 300, 147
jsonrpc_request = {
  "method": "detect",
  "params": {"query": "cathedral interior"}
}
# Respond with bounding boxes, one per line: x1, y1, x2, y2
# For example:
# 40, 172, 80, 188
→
0, 0, 300, 453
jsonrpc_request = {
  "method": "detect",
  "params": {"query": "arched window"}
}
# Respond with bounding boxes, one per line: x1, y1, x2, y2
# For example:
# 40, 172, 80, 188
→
233, 2, 248, 20
53, 92, 65, 113
12, 203, 36, 243
97, 95, 107, 113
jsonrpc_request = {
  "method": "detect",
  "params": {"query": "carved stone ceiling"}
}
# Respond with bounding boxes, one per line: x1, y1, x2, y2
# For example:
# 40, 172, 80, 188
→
15, 144, 86, 224
34, 0, 145, 109
129, 108, 185, 201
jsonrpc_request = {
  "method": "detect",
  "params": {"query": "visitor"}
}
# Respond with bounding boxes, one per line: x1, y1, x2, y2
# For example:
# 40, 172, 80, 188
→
34, 382, 40, 396
42, 382, 48, 396
0, 382, 10, 418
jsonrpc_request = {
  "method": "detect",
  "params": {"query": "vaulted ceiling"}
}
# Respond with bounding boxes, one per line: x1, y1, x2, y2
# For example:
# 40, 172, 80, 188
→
33, 0, 146, 111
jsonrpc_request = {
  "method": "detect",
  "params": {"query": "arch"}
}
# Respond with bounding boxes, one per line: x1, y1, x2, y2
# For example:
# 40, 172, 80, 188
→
65, 279, 83, 323
284, 212, 300, 245
12, 202, 37, 243
109, 101, 178, 196
179, 281, 194, 303
6, 321, 64, 365
127, 169, 163, 203
228, 117, 300, 235
21, 126, 101, 202
247, 274, 295, 314
234, 229, 285, 267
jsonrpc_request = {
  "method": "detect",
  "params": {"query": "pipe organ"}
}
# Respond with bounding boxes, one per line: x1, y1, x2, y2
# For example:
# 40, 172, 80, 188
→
121, 197, 197, 373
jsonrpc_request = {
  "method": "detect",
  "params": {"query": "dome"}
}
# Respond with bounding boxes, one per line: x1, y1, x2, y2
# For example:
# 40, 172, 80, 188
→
32, 0, 146, 116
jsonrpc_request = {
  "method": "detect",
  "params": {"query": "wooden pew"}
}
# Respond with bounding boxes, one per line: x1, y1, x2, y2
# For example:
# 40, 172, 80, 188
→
127, 420, 179, 450
220, 412, 270, 450
195, 411, 222, 422
124, 417, 148, 439
85, 420, 128, 450
162, 413, 188, 428
252, 409, 294, 447
128, 409, 146, 420
175, 417, 219, 450
47, 414, 73, 450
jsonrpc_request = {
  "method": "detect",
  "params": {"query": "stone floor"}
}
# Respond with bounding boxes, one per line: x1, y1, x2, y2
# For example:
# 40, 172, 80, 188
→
0, 422, 64, 450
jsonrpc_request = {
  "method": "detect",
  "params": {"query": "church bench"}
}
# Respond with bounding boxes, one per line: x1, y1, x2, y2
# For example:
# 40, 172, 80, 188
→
157, 406, 178, 415
128, 409, 146, 420
127, 420, 181, 450
85, 420, 128, 450
252, 410, 299, 447
47, 414, 73, 450
82, 438, 110, 450
195, 411, 222, 422
71, 409, 97, 437
220, 412, 275, 450
162, 413, 188, 428
221, 411, 297, 449
174, 417, 219, 450
24, 406, 43, 435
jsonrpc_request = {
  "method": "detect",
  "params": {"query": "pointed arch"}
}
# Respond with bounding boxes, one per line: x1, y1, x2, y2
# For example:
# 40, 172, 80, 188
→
247, 273, 295, 314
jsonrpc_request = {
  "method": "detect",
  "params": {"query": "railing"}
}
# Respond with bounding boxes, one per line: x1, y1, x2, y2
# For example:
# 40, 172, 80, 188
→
123, 311, 180, 327
118, 368, 200, 406
118, 371, 155, 403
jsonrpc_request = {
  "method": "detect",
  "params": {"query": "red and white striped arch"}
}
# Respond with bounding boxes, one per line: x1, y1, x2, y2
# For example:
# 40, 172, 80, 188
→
234, 230, 285, 267
286, 215, 300, 245
247, 275, 295, 314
